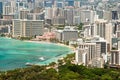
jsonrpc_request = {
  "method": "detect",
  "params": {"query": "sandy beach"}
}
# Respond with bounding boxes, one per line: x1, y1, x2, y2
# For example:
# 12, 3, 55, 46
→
24, 40, 75, 51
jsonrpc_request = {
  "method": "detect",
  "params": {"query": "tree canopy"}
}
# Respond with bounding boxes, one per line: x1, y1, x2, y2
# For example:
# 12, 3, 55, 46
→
0, 53, 120, 80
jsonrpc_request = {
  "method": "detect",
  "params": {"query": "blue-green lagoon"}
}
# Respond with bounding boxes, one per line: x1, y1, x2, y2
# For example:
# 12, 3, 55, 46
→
0, 38, 72, 71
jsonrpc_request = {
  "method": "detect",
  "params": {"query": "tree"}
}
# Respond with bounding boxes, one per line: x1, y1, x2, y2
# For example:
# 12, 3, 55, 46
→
59, 71, 80, 80
0, 34, 5, 37
49, 62, 56, 67
101, 74, 112, 80
77, 23, 84, 30
58, 59, 63, 66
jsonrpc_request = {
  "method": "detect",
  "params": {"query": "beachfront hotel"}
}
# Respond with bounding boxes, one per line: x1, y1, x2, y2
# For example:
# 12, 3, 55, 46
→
12, 19, 44, 37
55, 26, 79, 42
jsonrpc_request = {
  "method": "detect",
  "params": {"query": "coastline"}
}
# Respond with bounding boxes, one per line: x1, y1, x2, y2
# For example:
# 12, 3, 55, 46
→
56, 43, 75, 51
0, 38, 73, 71
2, 37, 75, 51
24, 40, 75, 65
24, 40, 75, 51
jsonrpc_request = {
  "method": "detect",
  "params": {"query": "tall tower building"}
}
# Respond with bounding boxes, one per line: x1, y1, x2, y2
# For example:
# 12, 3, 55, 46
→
0, 1, 3, 15
3, 0, 16, 15
94, 19, 113, 45
19, 9, 30, 19
45, 7, 53, 19
74, 0, 80, 8
27, 0, 35, 9
80, 10, 96, 24
16, 0, 28, 11
76, 37, 107, 67
76, 43, 96, 66
110, 50, 120, 66
111, 11, 119, 20
64, 7, 74, 25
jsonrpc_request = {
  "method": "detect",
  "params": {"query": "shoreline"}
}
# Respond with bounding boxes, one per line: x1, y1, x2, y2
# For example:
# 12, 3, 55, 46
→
24, 40, 75, 51
2, 37, 75, 51
24, 40, 75, 65
0, 37, 75, 71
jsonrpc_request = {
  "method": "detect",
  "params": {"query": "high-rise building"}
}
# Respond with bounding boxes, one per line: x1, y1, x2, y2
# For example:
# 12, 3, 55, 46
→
103, 11, 111, 20
52, 16, 65, 25
19, 9, 30, 19
94, 19, 113, 44
76, 37, 107, 67
115, 21, 120, 38
110, 50, 120, 66
0, 2, 3, 14
74, 0, 80, 8
80, 10, 96, 24
91, 37, 107, 61
45, 7, 53, 19
3, 4, 12, 15
118, 39, 120, 49
73, 8, 81, 25
64, 7, 74, 25
73, 16, 81, 25
83, 24, 94, 38
76, 43, 96, 66
16, 0, 28, 11
27, 12, 44, 20
96, 10, 103, 19
67, 0, 74, 6
44, 0, 53, 7
27, 0, 35, 9
3, 0, 16, 16
112, 11, 118, 20
12, 19, 44, 37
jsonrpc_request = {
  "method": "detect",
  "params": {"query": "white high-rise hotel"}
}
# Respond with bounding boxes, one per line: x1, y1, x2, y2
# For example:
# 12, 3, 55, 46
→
76, 37, 107, 68
12, 19, 44, 37
110, 50, 120, 66
94, 19, 113, 48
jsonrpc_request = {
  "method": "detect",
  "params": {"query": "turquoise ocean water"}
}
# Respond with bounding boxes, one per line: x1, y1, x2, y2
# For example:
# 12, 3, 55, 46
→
0, 38, 72, 71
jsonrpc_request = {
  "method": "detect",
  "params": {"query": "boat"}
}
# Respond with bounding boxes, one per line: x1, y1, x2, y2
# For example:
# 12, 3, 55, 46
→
25, 62, 34, 66
39, 57, 45, 60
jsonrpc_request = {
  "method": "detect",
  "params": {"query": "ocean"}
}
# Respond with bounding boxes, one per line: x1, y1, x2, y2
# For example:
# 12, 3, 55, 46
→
0, 37, 71, 71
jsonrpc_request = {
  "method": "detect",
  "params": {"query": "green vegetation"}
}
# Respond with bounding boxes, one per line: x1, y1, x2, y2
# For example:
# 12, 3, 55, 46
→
50, 38, 59, 43
56, 25, 65, 30
0, 53, 120, 80
77, 23, 84, 30
71, 43, 78, 48
0, 34, 5, 37
63, 41, 69, 45
19, 37, 33, 40
112, 47, 118, 50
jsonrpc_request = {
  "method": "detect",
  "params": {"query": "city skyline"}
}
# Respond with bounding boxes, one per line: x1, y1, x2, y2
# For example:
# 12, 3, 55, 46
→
0, 0, 120, 71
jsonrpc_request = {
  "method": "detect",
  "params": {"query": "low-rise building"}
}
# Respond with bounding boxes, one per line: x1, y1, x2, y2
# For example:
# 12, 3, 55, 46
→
55, 30, 62, 41
55, 26, 79, 42
36, 32, 56, 40
62, 26, 78, 42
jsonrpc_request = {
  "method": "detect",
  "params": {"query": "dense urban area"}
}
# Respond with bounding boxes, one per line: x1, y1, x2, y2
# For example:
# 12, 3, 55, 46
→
0, 0, 120, 80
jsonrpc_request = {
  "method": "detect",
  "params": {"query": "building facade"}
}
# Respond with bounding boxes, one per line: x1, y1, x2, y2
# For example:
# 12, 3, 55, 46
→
76, 43, 96, 66
110, 50, 120, 66
12, 19, 44, 37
